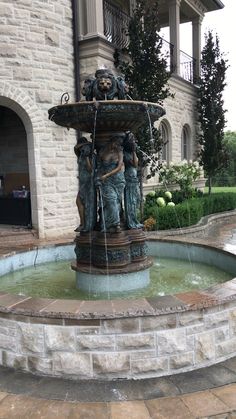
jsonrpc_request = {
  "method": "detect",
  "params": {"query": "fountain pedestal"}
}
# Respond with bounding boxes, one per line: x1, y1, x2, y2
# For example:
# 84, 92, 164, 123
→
72, 229, 152, 294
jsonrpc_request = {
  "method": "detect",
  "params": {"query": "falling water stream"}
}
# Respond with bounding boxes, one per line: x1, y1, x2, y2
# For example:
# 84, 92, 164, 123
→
98, 185, 111, 299
145, 108, 154, 145
91, 106, 110, 298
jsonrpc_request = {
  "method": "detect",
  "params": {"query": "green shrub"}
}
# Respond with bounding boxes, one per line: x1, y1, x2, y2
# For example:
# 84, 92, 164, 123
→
202, 193, 236, 216
171, 188, 203, 204
144, 199, 203, 230
143, 192, 236, 230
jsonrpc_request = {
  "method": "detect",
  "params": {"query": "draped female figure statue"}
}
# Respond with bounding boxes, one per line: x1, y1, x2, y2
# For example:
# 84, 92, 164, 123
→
123, 132, 143, 229
74, 137, 96, 232
96, 135, 125, 233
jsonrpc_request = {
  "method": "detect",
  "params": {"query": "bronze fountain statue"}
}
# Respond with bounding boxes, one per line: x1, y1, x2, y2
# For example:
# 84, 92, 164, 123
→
48, 69, 165, 293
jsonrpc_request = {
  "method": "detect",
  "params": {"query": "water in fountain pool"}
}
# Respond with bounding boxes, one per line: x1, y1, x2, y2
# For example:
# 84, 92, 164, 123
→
0, 257, 231, 300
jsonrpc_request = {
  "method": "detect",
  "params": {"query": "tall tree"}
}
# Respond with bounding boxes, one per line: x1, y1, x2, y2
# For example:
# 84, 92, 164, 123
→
212, 131, 236, 186
197, 31, 229, 194
114, 0, 172, 178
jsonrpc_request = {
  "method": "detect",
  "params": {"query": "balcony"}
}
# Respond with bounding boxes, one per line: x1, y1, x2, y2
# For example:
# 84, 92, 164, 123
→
103, 0, 130, 49
103, 0, 196, 84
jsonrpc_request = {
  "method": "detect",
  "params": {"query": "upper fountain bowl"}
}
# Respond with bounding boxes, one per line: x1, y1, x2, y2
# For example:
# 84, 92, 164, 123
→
48, 100, 165, 133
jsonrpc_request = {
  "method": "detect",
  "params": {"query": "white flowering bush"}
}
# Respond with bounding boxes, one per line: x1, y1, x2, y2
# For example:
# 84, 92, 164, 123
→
159, 161, 201, 198
156, 197, 166, 207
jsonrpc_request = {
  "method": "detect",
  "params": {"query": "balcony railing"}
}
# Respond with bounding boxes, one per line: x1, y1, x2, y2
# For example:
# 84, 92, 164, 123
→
160, 37, 174, 73
103, 0, 130, 49
103, 0, 195, 84
180, 50, 196, 84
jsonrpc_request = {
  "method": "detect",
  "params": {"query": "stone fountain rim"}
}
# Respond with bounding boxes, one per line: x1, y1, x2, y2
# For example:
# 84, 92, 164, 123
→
0, 238, 236, 322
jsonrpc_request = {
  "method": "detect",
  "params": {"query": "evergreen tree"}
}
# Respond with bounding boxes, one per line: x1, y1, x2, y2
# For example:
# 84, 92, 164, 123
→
212, 131, 236, 186
197, 31, 229, 194
114, 0, 172, 179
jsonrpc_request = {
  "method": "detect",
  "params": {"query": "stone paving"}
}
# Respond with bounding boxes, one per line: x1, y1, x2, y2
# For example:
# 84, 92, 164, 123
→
0, 385, 236, 418
0, 215, 236, 418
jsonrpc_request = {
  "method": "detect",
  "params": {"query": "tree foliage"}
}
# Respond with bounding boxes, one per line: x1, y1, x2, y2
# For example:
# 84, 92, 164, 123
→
212, 131, 236, 186
197, 31, 229, 194
114, 0, 172, 178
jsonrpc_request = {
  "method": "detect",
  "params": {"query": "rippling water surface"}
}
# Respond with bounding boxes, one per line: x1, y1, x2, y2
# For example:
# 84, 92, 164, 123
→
0, 258, 232, 300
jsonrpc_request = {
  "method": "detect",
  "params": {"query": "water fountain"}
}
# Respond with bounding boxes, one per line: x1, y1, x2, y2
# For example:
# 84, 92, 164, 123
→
0, 70, 236, 382
49, 69, 165, 294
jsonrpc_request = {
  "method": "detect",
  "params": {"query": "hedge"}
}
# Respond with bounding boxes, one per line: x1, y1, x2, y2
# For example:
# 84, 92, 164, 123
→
144, 193, 236, 230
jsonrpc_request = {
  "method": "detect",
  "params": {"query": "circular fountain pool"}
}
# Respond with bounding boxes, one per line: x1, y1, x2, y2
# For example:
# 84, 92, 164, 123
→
0, 239, 236, 381
0, 241, 235, 299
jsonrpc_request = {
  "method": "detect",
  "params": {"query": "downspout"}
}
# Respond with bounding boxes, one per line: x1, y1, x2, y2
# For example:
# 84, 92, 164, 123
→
71, 0, 81, 200
71, 0, 81, 104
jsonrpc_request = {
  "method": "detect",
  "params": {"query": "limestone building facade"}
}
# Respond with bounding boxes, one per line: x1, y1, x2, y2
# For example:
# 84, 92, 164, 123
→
0, 0, 224, 238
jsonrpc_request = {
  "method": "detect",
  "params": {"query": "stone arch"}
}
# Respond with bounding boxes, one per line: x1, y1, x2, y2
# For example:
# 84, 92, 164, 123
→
0, 83, 45, 236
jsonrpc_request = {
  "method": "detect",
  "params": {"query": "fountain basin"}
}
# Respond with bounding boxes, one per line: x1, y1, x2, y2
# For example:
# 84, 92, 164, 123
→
48, 100, 165, 133
0, 239, 236, 380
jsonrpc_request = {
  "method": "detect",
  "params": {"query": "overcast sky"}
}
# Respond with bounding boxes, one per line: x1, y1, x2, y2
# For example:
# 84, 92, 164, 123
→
161, 0, 235, 132
200, 0, 236, 132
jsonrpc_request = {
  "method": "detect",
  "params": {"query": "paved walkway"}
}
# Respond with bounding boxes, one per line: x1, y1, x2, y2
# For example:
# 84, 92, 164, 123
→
0, 217, 236, 418
0, 383, 236, 418
0, 357, 236, 417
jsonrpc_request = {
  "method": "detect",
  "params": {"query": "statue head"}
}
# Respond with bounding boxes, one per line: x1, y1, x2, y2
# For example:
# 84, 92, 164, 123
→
81, 77, 95, 100
74, 137, 92, 157
90, 69, 119, 100
95, 69, 115, 95
109, 133, 125, 151
124, 131, 137, 152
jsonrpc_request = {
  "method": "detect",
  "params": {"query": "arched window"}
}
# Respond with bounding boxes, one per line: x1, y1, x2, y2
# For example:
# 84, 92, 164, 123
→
181, 125, 190, 161
160, 121, 169, 163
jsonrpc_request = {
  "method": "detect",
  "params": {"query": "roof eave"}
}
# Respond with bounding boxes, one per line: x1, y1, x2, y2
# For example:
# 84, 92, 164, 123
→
203, 0, 225, 12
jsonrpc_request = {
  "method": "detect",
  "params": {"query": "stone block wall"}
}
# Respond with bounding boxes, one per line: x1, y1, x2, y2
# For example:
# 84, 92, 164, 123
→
144, 75, 199, 189
0, 0, 78, 238
1, 302, 236, 380
165, 75, 199, 163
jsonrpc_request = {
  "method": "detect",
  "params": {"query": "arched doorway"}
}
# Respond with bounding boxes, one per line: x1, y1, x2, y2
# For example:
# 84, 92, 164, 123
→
0, 106, 31, 227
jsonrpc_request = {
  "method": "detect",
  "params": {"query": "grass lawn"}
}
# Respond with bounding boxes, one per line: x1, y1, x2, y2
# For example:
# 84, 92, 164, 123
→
204, 186, 236, 194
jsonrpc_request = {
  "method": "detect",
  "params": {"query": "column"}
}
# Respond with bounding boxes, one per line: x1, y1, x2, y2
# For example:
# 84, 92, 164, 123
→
168, 0, 181, 76
84, 0, 105, 39
192, 15, 203, 80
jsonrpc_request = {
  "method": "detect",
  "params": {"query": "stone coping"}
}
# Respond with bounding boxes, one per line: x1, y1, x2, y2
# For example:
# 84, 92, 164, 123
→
149, 209, 236, 238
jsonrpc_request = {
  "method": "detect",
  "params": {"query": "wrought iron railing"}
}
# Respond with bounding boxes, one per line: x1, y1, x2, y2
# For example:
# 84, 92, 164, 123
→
180, 50, 196, 83
103, 0, 195, 83
103, 0, 130, 49
159, 37, 174, 73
